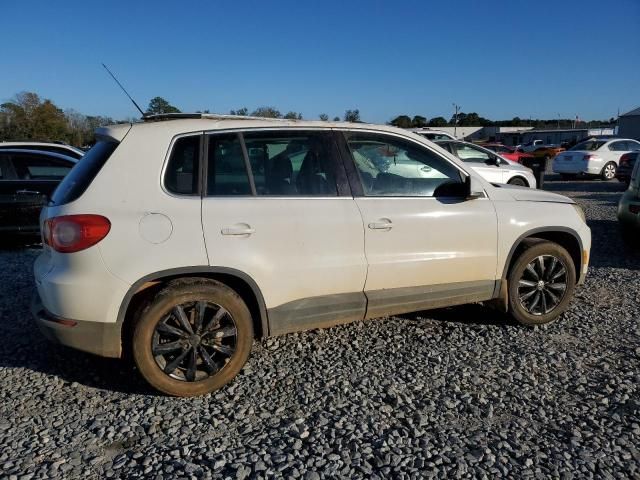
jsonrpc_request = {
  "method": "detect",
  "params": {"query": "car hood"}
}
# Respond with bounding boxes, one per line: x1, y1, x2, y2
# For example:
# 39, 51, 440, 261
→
500, 184, 574, 204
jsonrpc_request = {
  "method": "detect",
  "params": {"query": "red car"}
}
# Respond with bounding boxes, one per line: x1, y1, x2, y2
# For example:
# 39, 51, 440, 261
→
482, 143, 534, 164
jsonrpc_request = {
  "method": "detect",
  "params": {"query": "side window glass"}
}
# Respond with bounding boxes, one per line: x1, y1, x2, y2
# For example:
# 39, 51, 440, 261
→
11, 155, 71, 180
454, 144, 491, 163
630, 141, 640, 151
346, 133, 463, 197
243, 131, 338, 196
609, 142, 625, 151
165, 135, 200, 195
207, 134, 251, 196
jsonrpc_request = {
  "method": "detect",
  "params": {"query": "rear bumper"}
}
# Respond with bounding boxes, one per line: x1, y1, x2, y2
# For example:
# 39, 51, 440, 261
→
31, 293, 121, 358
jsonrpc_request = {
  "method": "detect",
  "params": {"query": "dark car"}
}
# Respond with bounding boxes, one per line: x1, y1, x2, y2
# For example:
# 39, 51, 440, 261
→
0, 149, 76, 235
616, 152, 638, 186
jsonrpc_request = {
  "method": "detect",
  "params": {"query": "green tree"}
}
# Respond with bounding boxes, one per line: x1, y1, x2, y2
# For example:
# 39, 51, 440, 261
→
412, 115, 428, 128
283, 111, 303, 120
333, 116, 340, 121
0, 91, 69, 142
230, 107, 249, 116
389, 115, 412, 128
344, 109, 360, 122
146, 96, 181, 115
428, 116, 448, 127
319, 113, 329, 121
251, 106, 282, 118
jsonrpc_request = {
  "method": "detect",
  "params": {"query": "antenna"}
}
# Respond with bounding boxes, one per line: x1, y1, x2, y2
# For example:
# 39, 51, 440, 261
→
101, 63, 145, 117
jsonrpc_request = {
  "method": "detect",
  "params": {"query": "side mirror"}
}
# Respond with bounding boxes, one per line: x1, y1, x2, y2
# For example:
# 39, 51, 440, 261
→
485, 155, 500, 167
465, 175, 485, 200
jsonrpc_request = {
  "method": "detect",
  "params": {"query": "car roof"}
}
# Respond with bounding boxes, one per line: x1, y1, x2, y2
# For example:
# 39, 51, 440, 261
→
97, 114, 441, 143
0, 141, 84, 154
0, 148, 78, 163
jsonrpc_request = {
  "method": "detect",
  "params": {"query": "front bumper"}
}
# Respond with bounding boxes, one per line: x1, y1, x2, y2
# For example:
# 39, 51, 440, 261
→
31, 293, 122, 358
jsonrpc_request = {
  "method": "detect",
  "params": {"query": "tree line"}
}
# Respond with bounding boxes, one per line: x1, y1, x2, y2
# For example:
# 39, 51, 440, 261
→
0, 91, 616, 147
389, 112, 617, 129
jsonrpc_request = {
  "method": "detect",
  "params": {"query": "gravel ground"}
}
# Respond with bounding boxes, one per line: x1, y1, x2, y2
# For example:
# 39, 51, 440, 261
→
1, 177, 639, 479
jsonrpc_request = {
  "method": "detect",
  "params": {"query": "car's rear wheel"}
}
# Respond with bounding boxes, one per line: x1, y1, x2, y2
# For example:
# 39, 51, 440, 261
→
601, 162, 617, 181
132, 280, 253, 396
507, 177, 528, 187
507, 241, 576, 326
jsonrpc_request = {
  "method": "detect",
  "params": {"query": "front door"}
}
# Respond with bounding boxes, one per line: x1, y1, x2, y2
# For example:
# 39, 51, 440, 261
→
201, 129, 368, 335
339, 131, 498, 319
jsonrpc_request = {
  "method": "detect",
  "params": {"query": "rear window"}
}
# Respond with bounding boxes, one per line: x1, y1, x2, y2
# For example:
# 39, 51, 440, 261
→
50, 141, 118, 205
570, 140, 605, 151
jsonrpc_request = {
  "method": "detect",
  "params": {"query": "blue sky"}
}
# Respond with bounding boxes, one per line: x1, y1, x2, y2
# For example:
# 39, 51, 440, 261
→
1, 0, 638, 123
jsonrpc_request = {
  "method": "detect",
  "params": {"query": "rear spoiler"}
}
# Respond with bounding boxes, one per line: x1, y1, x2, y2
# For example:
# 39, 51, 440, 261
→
95, 123, 132, 143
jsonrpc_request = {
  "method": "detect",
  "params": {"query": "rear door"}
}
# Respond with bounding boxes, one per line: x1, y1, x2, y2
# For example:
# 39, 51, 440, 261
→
8, 152, 73, 232
339, 130, 498, 319
200, 129, 368, 335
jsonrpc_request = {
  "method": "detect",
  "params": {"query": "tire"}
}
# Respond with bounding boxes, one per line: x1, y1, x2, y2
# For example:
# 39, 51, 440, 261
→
132, 279, 253, 396
507, 241, 576, 326
507, 177, 528, 187
601, 162, 617, 181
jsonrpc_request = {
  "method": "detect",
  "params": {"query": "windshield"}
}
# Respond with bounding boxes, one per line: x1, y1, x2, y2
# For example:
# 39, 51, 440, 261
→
570, 140, 606, 151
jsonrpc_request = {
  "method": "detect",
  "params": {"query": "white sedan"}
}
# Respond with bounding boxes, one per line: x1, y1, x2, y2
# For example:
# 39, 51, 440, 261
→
553, 137, 640, 180
435, 140, 538, 188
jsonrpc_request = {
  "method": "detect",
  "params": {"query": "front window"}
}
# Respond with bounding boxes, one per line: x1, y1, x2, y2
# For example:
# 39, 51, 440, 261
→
345, 133, 463, 197
454, 144, 492, 163
570, 140, 605, 151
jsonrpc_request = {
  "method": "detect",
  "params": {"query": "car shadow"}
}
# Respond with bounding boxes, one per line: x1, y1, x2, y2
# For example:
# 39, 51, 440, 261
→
543, 177, 628, 194
396, 303, 519, 328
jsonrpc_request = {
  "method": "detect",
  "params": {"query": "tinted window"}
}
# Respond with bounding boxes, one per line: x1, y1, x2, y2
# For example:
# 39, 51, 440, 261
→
346, 133, 463, 197
609, 141, 628, 152
51, 141, 117, 206
12, 154, 72, 179
629, 141, 640, 151
165, 135, 200, 195
206, 134, 251, 196
243, 131, 338, 196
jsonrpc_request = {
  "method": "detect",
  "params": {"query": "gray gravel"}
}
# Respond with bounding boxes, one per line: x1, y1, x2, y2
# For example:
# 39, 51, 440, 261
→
1, 176, 639, 479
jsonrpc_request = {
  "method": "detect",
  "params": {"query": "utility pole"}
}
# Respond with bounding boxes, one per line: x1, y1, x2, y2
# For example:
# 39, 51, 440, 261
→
452, 103, 460, 138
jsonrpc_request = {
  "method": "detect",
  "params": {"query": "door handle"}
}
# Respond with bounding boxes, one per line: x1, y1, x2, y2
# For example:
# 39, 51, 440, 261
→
16, 190, 41, 195
221, 225, 255, 236
368, 219, 393, 230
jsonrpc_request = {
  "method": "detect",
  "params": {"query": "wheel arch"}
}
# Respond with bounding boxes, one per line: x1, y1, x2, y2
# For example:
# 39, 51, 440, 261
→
117, 267, 269, 359
501, 227, 583, 282
507, 175, 529, 187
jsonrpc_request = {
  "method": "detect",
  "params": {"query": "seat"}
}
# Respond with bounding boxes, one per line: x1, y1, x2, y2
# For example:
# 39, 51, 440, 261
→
296, 150, 333, 195
267, 155, 295, 195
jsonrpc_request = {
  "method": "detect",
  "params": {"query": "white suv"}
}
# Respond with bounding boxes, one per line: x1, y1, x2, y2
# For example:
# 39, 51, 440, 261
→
32, 115, 591, 396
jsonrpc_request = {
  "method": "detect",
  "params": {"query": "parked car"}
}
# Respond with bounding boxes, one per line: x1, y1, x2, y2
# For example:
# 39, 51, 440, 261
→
481, 143, 535, 163
32, 115, 590, 396
435, 140, 537, 187
615, 152, 638, 186
0, 142, 84, 160
553, 137, 640, 180
410, 129, 456, 141
0, 149, 77, 235
617, 156, 640, 238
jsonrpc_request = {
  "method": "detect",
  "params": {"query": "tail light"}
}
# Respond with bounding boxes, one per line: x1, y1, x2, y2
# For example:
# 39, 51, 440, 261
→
43, 215, 111, 253
630, 204, 640, 215
583, 154, 596, 161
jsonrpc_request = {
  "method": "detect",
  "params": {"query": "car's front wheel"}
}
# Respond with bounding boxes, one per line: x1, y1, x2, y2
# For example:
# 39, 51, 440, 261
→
507, 177, 528, 187
132, 279, 253, 396
601, 162, 617, 181
507, 241, 576, 326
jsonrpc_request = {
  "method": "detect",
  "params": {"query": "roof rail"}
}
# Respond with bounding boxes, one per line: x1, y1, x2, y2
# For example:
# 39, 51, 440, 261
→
142, 112, 296, 122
